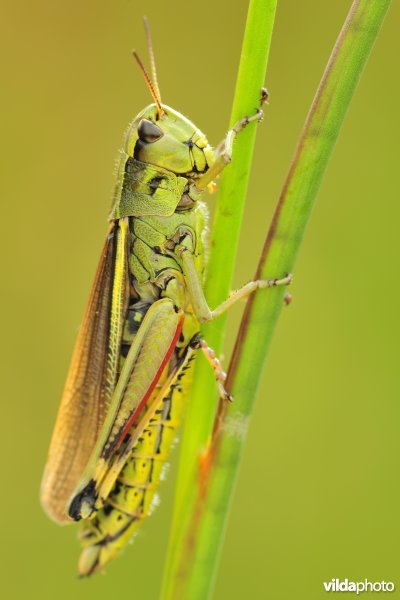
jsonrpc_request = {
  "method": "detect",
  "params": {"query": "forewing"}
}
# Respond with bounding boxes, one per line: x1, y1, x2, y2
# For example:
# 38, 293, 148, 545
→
41, 220, 129, 524
67, 299, 185, 519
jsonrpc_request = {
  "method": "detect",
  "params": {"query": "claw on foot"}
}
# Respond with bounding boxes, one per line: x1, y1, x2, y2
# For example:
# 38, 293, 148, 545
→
260, 87, 269, 106
261, 272, 293, 289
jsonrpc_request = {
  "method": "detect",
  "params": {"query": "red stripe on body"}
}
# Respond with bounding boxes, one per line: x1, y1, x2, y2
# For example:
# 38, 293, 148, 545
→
114, 316, 185, 451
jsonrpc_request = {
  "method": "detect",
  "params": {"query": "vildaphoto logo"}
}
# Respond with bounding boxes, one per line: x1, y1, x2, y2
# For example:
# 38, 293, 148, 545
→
323, 579, 395, 594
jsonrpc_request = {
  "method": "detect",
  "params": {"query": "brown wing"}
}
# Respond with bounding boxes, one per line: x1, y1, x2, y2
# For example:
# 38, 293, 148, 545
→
41, 220, 129, 524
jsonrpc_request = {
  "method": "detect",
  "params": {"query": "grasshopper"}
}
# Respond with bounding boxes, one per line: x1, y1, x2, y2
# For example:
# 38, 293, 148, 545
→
40, 20, 291, 576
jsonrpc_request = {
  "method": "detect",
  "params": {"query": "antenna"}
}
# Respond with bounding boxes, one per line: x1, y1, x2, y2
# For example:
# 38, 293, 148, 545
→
143, 17, 162, 104
132, 50, 164, 117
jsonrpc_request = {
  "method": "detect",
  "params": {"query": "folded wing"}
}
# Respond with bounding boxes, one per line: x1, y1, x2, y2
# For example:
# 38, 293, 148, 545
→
41, 220, 129, 524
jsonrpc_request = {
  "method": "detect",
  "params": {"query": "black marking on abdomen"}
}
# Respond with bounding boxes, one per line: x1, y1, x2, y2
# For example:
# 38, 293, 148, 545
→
96, 515, 137, 547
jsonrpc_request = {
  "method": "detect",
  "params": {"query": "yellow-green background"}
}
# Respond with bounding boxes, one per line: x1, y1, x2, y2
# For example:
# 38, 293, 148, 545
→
1, 1, 399, 598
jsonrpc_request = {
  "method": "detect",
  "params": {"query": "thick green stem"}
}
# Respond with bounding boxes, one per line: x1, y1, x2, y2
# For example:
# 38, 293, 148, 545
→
161, 1, 277, 598
162, 0, 391, 598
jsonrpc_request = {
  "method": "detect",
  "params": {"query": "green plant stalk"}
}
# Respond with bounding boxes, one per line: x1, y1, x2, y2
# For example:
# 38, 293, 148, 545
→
161, 0, 277, 598
162, 0, 391, 599
174, 0, 278, 497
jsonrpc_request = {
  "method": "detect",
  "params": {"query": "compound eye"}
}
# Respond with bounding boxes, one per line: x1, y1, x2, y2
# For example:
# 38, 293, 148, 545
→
138, 119, 164, 143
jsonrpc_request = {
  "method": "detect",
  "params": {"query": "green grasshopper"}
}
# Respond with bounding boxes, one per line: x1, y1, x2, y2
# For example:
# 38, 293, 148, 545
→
40, 20, 291, 576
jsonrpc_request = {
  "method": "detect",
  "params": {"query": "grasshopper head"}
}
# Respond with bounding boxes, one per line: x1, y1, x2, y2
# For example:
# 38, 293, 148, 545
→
111, 24, 216, 219
124, 104, 214, 176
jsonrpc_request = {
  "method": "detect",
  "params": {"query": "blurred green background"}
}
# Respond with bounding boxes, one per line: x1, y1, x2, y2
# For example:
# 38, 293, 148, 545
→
1, 1, 399, 598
